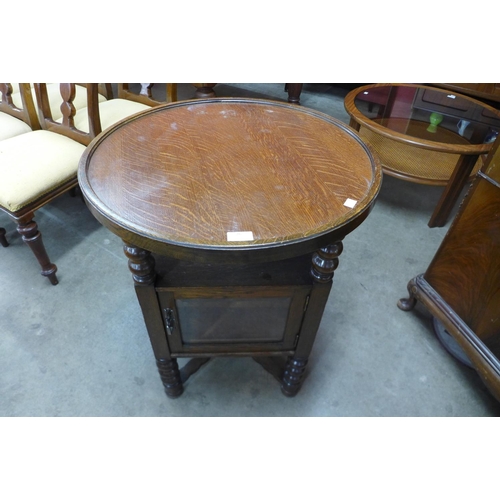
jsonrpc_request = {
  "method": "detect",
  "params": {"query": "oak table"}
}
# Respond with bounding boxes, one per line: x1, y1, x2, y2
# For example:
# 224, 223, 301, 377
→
344, 83, 500, 227
78, 98, 382, 398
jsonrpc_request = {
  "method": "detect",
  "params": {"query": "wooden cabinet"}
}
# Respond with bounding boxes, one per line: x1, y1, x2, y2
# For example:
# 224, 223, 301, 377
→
78, 98, 382, 399
398, 138, 500, 401
154, 254, 313, 356
432, 83, 500, 104
414, 88, 500, 127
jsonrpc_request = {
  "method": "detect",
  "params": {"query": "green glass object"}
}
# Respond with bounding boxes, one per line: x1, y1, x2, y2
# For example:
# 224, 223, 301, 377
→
427, 112, 443, 133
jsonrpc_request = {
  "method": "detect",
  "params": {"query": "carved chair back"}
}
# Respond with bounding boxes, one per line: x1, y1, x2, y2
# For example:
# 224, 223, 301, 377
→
33, 83, 102, 145
0, 83, 41, 130
76, 83, 114, 100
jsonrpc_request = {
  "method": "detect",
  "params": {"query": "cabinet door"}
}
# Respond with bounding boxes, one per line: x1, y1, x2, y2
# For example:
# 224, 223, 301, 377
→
157, 286, 312, 355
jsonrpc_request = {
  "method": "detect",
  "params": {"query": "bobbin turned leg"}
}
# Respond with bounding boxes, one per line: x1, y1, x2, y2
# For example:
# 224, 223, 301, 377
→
17, 214, 58, 285
0, 227, 8, 247
123, 243, 183, 398
192, 83, 216, 98
281, 241, 344, 397
156, 358, 183, 398
281, 357, 308, 397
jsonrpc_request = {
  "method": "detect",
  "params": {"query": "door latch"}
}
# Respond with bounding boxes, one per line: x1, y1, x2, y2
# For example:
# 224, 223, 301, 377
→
163, 308, 176, 335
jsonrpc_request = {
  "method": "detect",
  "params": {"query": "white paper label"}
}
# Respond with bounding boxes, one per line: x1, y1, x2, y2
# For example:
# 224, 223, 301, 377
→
344, 198, 358, 208
227, 231, 254, 242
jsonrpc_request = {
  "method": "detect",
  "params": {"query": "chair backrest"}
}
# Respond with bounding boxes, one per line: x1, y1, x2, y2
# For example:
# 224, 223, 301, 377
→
117, 83, 178, 106
77, 83, 114, 100
0, 83, 41, 130
33, 83, 102, 146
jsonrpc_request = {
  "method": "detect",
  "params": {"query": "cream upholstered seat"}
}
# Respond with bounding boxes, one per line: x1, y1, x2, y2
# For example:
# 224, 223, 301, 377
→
72, 98, 151, 132
0, 131, 85, 213
0, 83, 40, 141
0, 111, 32, 140
0, 84, 104, 284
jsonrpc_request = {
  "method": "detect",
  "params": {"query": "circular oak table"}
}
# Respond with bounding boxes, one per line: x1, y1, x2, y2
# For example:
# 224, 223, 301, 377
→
78, 98, 382, 398
344, 83, 500, 227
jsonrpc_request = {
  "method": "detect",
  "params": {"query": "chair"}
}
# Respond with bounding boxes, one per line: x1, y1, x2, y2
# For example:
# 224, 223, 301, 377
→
0, 83, 105, 284
69, 84, 152, 133
8, 83, 110, 123
0, 83, 41, 249
0, 82, 40, 141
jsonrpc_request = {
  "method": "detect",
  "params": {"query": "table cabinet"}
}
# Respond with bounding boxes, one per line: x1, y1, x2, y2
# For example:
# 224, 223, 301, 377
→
79, 98, 382, 399
155, 254, 313, 355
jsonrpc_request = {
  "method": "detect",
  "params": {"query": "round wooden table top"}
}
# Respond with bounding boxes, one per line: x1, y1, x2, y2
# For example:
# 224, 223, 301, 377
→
78, 98, 382, 261
344, 83, 500, 155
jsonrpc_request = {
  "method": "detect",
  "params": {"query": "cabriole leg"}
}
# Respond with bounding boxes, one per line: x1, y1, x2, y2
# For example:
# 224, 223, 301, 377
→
397, 277, 419, 311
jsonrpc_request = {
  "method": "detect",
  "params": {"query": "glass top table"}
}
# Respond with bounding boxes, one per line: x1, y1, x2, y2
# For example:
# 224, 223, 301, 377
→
77, 97, 382, 398
344, 83, 500, 227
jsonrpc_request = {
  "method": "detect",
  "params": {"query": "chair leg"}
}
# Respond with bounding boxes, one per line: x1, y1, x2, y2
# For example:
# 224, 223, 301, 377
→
17, 215, 58, 285
0, 227, 9, 247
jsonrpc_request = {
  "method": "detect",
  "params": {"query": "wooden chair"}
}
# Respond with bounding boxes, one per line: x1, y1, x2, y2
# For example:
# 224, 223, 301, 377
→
8, 83, 109, 123
0, 83, 40, 141
66, 85, 151, 134
117, 83, 178, 106
0, 83, 104, 284
0, 83, 41, 249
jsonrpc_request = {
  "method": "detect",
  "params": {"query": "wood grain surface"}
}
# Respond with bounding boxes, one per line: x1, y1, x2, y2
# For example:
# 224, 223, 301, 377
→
79, 98, 381, 251
424, 168, 500, 354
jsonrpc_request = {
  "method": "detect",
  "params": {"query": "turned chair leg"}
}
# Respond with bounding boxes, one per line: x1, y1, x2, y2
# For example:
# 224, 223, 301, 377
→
17, 215, 58, 285
0, 227, 8, 247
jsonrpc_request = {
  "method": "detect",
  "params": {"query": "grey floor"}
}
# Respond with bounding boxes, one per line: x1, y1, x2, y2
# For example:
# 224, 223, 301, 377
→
1, 83, 499, 417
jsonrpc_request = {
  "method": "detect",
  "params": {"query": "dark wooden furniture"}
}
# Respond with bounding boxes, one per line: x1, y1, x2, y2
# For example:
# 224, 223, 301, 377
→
345, 83, 500, 227
284, 83, 303, 104
78, 98, 382, 398
398, 138, 500, 402
0, 84, 102, 284
431, 83, 500, 104
0, 82, 41, 134
190, 84, 303, 104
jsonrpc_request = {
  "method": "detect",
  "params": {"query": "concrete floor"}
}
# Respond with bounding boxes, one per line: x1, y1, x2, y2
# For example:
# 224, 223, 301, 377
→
1, 83, 499, 416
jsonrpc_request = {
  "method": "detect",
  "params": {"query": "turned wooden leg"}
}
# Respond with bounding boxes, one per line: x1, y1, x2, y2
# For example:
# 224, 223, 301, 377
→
123, 243, 156, 285
17, 215, 58, 285
281, 357, 308, 397
192, 83, 217, 98
123, 242, 185, 398
157, 358, 184, 398
285, 83, 303, 104
397, 276, 419, 311
280, 242, 344, 396
0, 227, 8, 247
